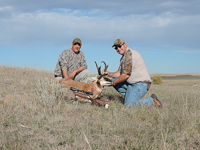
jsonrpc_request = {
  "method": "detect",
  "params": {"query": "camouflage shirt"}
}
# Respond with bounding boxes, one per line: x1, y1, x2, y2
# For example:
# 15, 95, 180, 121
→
118, 49, 132, 75
54, 48, 87, 77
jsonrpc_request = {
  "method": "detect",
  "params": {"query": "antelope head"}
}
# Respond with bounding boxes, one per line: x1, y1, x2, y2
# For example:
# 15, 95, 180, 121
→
90, 61, 112, 86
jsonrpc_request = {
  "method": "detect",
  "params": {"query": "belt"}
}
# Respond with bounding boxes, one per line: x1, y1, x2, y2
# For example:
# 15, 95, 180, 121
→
136, 81, 151, 84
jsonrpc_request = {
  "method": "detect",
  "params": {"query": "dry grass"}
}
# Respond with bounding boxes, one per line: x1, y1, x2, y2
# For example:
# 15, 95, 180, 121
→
0, 65, 200, 149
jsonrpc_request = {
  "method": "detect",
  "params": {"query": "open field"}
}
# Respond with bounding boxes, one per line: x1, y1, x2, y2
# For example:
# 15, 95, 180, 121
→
0, 65, 200, 149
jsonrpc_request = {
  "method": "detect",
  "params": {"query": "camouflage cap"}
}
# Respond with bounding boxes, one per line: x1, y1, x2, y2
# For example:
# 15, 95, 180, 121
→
112, 39, 125, 47
72, 38, 82, 45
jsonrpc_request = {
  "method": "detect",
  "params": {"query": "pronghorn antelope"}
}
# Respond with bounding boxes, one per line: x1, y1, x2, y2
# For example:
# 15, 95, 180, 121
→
59, 61, 112, 104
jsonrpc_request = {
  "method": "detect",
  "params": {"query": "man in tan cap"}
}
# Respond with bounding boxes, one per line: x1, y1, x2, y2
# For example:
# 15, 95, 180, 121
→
54, 38, 90, 83
103, 39, 162, 108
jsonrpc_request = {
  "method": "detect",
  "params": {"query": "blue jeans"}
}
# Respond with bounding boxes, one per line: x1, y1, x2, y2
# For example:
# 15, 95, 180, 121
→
113, 79, 154, 107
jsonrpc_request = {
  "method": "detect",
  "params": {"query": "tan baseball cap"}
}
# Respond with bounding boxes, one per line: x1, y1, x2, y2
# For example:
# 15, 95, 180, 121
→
72, 38, 82, 45
112, 39, 125, 47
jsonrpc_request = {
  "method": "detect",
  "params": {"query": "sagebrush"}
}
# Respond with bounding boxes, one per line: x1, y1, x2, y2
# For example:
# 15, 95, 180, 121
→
152, 76, 162, 85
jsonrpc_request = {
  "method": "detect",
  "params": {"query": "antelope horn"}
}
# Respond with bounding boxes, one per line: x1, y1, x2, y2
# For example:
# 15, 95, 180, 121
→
101, 61, 108, 73
95, 61, 101, 75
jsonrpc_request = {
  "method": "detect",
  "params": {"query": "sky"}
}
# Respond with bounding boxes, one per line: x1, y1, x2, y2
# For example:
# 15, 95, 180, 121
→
0, 0, 200, 74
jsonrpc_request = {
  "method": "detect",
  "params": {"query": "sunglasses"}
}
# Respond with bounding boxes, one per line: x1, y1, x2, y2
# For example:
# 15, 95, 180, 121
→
74, 43, 81, 46
114, 43, 124, 50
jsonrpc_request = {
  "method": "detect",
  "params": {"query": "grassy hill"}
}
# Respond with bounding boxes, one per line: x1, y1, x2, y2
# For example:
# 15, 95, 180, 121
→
0, 65, 200, 149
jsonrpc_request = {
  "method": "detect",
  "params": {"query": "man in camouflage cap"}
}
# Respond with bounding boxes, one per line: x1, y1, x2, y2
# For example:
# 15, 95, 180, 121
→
54, 38, 90, 83
103, 39, 162, 108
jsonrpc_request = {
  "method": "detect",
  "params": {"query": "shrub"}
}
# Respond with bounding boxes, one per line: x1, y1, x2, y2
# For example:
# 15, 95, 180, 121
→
152, 76, 162, 85
34, 79, 70, 108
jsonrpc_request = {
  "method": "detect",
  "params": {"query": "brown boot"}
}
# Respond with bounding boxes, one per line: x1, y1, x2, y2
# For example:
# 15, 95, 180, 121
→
151, 94, 163, 109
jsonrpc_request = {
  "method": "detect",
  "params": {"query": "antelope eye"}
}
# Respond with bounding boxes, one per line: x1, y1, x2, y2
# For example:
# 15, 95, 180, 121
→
98, 75, 103, 80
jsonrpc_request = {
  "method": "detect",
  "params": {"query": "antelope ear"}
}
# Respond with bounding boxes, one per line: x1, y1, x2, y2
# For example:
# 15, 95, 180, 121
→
89, 76, 97, 82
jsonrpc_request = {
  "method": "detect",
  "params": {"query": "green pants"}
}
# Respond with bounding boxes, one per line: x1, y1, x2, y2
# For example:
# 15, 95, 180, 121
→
55, 70, 90, 83
74, 70, 90, 83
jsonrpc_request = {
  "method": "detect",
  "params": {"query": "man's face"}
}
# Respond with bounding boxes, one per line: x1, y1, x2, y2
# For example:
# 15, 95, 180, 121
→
72, 43, 82, 54
114, 43, 127, 56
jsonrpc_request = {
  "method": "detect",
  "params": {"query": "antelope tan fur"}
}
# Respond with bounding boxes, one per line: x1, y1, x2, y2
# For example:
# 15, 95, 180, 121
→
59, 61, 112, 106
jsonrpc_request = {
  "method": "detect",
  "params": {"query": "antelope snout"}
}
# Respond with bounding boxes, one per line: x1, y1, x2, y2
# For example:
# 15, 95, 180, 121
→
100, 81, 112, 86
